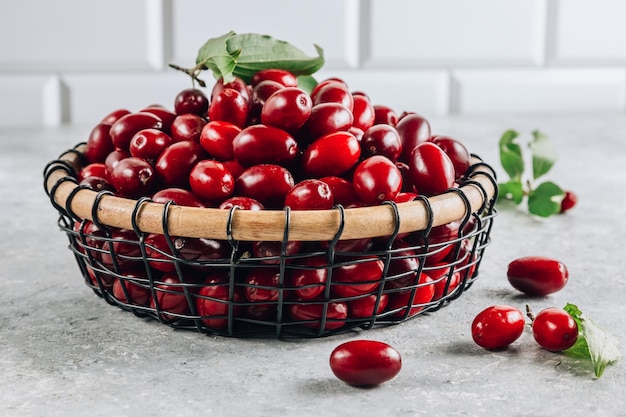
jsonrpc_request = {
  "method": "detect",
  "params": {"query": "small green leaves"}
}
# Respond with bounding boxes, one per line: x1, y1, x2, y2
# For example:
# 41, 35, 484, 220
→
224, 33, 324, 82
563, 303, 621, 378
497, 130, 567, 217
529, 130, 557, 180
173, 31, 325, 86
499, 130, 524, 181
528, 181, 564, 217
196, 31, 241, 83
498, 179, 525, 205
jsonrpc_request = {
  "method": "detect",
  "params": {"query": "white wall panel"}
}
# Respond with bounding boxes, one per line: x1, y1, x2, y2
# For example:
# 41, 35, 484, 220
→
364, 0, 546, 67
1, 0, 625, 126
316, 69, 449, 116
549, 0, 626, 64
62, 73, 189, 125
0, 75, 58, 127
0, 0, 156, 71
452, 69, 625, 113
169, 0, 358, 70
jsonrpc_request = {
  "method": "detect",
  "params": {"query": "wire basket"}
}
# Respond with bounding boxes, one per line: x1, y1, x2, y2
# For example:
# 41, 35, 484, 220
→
43, 142, 497, 339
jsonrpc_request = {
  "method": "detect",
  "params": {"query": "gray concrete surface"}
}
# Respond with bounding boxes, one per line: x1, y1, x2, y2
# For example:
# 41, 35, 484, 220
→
1, 114, 625, 417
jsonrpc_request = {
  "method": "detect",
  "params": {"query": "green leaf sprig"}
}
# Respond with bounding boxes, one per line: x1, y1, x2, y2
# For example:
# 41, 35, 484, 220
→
497, 129, 566, 217
169, 31, 324, 91
563, 303, 622, 378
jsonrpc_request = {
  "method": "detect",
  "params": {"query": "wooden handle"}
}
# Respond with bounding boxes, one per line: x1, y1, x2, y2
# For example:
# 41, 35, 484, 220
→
45, 145, 496, 241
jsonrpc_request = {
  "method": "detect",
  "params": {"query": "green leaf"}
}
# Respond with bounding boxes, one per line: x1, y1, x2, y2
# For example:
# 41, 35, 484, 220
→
564, 303, 621, 378
498, 130, 524, 181
195, 31, 241, 83
529, 130, 558, 180
527, 181, 564, 217
193, 32, 325, 84
497, 180, 524, 205
225, 33, 325, 83
296, 75, 319, 95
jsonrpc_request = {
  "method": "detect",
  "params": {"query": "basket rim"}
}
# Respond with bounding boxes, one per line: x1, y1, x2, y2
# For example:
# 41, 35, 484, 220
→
44, 143, 497, 242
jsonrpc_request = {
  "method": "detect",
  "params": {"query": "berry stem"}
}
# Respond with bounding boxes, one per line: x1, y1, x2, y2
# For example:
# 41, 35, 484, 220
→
168, 63, 208, 88
526, 304, 535, 322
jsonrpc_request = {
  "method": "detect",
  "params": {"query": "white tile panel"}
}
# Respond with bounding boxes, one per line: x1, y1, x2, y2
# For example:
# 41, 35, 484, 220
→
62, 73, 195, 125
363, 0, 546, 67
549, 0, 626, 64
452, 69, 626, 113
315, 69, 449, 116
169, 0, 358, 70
0, 0, 157, 71
0, 75, 59, 127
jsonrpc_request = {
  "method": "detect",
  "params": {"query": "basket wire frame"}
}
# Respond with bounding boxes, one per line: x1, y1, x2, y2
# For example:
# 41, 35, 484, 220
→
44, 144, 498, 339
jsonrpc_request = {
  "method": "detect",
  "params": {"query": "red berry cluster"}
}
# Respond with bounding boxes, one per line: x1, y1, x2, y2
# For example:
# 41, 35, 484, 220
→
471, 258, 577, 352
76, 69, 480, 333
472, 305, 578, 352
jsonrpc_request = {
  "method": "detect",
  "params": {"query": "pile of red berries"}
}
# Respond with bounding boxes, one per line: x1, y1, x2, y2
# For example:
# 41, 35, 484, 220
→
73, 69, 485, 334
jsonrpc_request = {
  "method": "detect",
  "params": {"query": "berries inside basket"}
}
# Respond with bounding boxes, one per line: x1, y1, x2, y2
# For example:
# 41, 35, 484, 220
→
44, 142, 497, 339
42, 62, 498, 338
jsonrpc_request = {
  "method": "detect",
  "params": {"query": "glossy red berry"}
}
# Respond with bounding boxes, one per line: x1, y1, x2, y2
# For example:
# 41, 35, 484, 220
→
396, 113, 431, 163
170, 113, 206, 143
109, 157, 156, 198
286, 256, 328, 300
109, 112, 163, 151
129, 128, 173, 164
507, 256, 569, 296
408, 142, 455, 196
531, 307, 579, 351
471, 305, 525, 350
232, 124, 299, 167
431, 135, 471, 180
301, 131, 360, 178
189, 160, 235, 203
329, 340, 402, 386
361, 124, 403, 161
351, 94, 375, 132
174, 88, 209, 116
251, 69, 298, 88
288, 301, 348, 331
235, 164, 295, 208
284, 179, 334, 210
560, 191, 578, 213
261, 87, 312, 132
195, 274, 243, 330
209, 88, 250, 129
84, 123, 115, 164
352, 155, 403, 204
199, 121, 241, 161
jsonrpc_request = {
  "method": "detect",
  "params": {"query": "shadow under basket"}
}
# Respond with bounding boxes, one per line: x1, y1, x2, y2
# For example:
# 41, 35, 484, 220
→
43, 143, 498, 339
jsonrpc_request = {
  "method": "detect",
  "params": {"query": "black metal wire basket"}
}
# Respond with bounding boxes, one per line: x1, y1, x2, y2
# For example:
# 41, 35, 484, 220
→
44, 143, 497, 339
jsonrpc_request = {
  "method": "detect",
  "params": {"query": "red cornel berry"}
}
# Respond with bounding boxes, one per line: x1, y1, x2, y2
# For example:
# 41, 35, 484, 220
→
560, 190, 578, 213
329, 340, 402, 387
471, 305, 525, 350
507, 256, 569, 296
531, 307, 579, 352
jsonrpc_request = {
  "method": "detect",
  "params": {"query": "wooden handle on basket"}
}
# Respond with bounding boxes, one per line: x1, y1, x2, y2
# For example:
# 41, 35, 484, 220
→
45, 145, 496, 241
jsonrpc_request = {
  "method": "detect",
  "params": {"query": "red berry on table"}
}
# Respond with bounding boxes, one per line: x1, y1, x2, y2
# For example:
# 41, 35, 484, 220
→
471, 305, 525, 350
560, 190, 578, 213
531, 307, 579, 351
329, 340, 402, 387
507, 256, 569, 296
